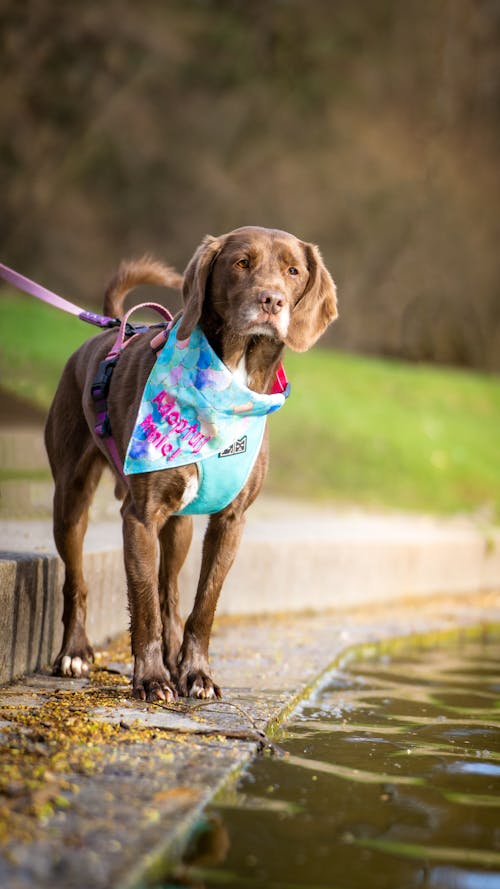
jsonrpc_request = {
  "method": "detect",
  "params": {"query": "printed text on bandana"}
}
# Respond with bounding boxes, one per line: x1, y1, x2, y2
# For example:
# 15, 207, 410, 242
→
140, 389, 213, 462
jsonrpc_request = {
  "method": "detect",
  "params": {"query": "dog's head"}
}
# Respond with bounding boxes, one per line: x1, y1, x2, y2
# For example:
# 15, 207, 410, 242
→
177, 226, 337, 352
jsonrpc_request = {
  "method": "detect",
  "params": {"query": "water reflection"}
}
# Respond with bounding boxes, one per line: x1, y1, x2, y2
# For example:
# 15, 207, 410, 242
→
162, 636, 500, 889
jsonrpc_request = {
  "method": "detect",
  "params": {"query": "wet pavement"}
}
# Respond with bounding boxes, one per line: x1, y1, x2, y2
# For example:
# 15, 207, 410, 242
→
1, 594, 499, 889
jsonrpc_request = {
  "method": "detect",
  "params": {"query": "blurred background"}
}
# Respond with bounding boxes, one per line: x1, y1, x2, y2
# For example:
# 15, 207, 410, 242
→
2, 0, 499, 369
0, 0, 499, 517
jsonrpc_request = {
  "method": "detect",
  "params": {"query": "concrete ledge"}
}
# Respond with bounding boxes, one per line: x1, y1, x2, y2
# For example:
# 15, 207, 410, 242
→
0, 525, 128, 683
1, 503, 499, 684
0, 553, 61, 682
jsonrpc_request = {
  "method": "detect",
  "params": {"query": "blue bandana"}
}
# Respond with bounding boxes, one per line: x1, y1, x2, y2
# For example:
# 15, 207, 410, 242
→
124, 320, 287, 480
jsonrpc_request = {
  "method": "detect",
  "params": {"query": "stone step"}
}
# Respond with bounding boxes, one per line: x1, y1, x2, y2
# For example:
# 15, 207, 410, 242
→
1, 503, 500, 685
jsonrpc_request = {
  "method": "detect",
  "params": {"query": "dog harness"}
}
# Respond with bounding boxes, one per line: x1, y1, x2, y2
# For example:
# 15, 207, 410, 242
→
124, 320, 290, 514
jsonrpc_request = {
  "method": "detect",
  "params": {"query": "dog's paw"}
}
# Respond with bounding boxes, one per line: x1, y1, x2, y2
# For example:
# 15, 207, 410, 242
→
133, 676, 178, 703
53, 646, 94, 678
133, 645, 178, 703
178, 670, 222, 700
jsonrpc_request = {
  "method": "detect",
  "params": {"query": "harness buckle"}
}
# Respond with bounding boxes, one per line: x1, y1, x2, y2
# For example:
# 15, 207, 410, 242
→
91, 356, 119, 401
125, 321, 148, 339
95, 416, 112, 438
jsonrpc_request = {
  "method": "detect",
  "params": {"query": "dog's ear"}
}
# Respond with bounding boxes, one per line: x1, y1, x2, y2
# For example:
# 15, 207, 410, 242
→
285, 242, 338, 352
177, 235, 222, 340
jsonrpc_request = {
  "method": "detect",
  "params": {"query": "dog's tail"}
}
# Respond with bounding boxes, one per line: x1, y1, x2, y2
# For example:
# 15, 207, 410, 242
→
103, 256, 183, 319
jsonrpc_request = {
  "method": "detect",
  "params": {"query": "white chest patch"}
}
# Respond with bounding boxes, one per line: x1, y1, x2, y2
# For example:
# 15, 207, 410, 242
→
178, 469, 200, 511
231, 355, 249, 388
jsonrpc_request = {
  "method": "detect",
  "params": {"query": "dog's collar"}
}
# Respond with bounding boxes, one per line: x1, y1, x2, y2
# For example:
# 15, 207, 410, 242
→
124, 320, 289, 475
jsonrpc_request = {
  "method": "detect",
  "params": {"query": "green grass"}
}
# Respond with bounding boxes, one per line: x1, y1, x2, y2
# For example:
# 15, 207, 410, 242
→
268, 348, 500, 519
0, 293, 92, 406
1, 290, 499, 519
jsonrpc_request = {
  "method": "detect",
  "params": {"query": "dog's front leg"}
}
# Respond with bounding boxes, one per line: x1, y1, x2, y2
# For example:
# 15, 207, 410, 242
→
158, 514, 193, 680
121, 501, 178, 702
178, 507, 245, 699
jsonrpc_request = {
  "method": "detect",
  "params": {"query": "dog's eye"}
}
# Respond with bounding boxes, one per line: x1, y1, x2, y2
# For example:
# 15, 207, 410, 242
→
288, 266, 299, 276
236, 258, 250, 269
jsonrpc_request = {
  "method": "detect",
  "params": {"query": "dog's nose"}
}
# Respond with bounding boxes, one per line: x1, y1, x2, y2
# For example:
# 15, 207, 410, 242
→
258, 290, 285, 315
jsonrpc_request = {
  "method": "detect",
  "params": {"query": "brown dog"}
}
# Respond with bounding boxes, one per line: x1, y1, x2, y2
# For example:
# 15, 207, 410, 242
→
45, 226, 337, 702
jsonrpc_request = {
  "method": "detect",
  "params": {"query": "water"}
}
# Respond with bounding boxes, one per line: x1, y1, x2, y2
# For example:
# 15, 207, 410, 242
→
165, 635, 500, 889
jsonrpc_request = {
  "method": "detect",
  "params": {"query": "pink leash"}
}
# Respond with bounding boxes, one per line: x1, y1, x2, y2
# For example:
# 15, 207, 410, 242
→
0, 261, 119, 329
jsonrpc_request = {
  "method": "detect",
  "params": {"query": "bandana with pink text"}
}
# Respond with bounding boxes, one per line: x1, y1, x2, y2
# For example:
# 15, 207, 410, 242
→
123, 320, 287, 475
